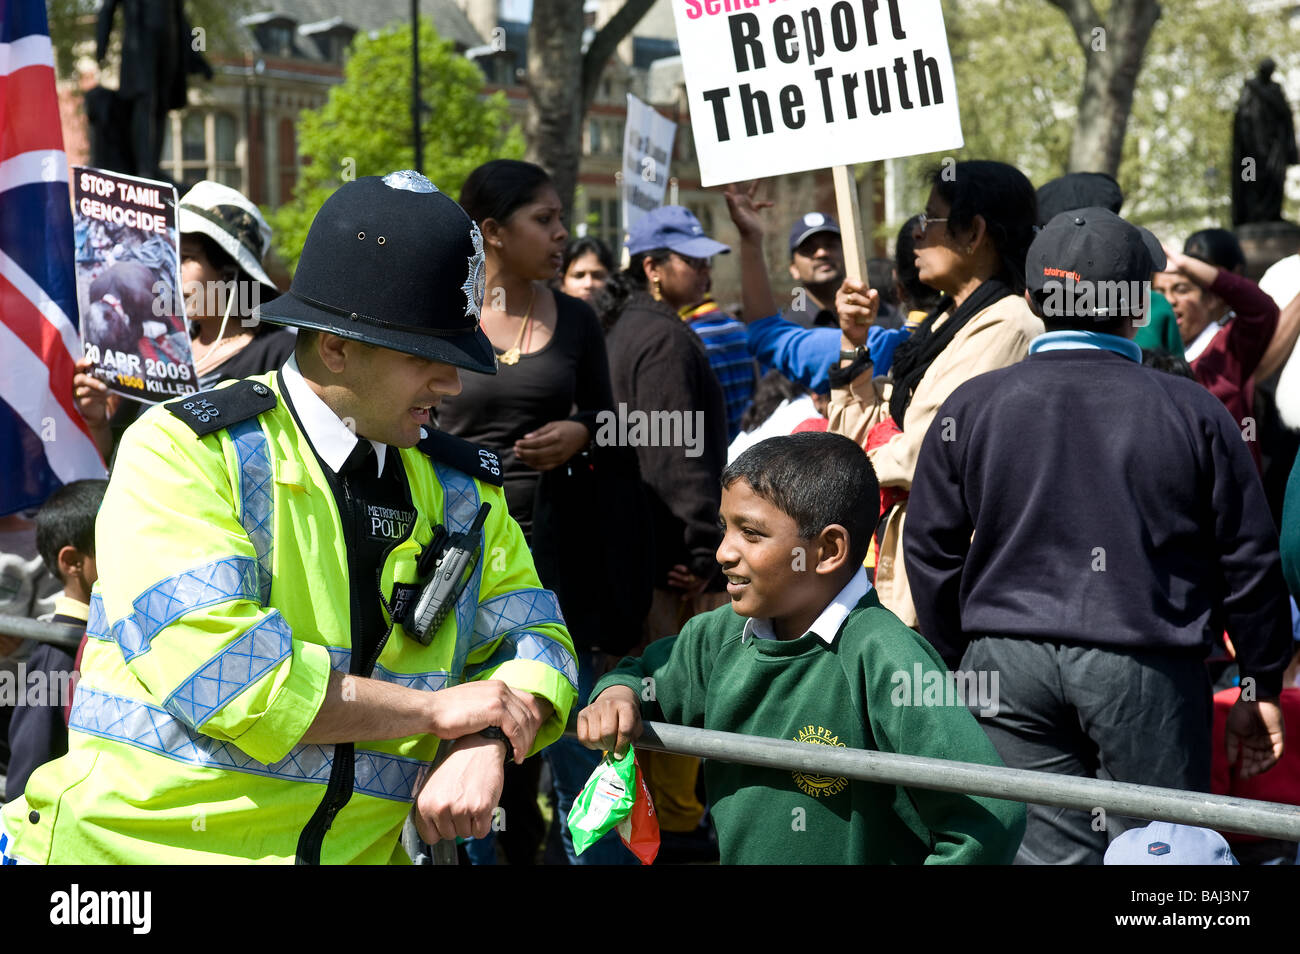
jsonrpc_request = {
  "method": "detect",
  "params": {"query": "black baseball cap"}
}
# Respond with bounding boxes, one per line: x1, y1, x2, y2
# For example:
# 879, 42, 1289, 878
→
257, 171, 495, 374
1026, 207, 1166, 319
788, 212, 841, 255
1036, 172, 1123, 226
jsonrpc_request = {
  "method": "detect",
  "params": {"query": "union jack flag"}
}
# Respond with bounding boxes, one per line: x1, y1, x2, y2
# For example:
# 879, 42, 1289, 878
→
0, 0, 106, 516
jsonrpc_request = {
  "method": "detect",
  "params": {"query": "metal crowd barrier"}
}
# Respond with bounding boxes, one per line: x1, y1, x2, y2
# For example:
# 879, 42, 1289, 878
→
0, 614, 83, 652
631, 721, 1300, 842
7, 612, 1298, 847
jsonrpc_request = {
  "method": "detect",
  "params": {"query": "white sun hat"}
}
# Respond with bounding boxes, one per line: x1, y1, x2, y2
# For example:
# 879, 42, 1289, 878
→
177, 180, 277, 291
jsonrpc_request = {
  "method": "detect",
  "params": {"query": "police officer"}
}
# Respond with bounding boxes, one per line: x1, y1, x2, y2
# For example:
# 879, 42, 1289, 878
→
0, 172, 578, 865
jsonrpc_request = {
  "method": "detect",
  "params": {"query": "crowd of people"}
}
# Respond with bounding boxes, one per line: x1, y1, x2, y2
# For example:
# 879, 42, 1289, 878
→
3, 152, 1300, 867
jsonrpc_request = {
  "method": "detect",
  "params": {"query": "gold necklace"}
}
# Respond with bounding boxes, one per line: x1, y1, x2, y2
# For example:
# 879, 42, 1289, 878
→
498, 286, 536, 366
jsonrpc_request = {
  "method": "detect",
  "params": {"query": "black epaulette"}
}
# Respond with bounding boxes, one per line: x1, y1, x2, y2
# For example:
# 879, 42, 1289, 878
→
418, 430, 503, 486
165, 380, 278, 436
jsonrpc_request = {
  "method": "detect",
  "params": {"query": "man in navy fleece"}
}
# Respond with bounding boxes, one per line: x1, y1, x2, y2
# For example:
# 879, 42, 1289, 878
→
906, 207, 1290, 865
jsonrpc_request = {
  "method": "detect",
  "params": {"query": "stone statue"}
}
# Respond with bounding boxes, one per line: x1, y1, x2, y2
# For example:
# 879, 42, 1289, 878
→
1233, 58, 1298, 226
91, 0, 213, 181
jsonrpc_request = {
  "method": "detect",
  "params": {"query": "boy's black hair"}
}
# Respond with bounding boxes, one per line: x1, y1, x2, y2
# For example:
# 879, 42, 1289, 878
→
35, 479, 109, 576
722, 432, 878, 569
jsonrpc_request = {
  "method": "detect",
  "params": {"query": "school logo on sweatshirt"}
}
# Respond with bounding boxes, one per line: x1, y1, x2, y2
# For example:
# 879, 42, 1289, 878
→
791, 725, 848, 798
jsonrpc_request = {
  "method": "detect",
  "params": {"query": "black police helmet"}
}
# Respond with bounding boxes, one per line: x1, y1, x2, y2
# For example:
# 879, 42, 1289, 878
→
257, 171, 495, 374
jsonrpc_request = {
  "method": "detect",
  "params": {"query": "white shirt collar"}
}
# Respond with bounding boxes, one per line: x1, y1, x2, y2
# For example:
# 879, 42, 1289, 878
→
742, 566, 872, 645
1183, 319, 1224, 364
281, 353, 387, 477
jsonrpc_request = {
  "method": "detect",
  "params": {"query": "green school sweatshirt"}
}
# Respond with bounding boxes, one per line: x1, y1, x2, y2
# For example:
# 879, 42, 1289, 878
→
592, 590, 1026, 865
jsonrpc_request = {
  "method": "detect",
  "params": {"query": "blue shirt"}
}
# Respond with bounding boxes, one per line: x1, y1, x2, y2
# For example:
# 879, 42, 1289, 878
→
685, 306, 756, 441
746, 314, 910, 393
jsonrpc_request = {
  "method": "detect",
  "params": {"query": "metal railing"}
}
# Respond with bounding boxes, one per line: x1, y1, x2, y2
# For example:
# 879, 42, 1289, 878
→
630, 721, 1300, 842
7, 611, 1297, 847
0, 613, 84, 652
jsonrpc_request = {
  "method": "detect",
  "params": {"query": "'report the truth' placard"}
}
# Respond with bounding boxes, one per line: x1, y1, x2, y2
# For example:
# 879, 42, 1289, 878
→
671, 0, 963, 186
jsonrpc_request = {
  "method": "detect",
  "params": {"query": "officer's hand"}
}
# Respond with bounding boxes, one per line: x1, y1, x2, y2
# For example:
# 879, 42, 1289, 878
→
576, 685, 642, 759
514, 420, 590, 472
413, 734, 506, 843
426, 679, 539, 764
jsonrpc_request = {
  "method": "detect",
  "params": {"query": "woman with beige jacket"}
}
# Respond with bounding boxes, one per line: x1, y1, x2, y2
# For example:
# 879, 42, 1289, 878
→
831, 161, 1044, 626
723, 162, 1043, 627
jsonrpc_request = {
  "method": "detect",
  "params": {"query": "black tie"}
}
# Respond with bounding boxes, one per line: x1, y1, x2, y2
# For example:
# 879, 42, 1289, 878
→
340, 440, 375, 477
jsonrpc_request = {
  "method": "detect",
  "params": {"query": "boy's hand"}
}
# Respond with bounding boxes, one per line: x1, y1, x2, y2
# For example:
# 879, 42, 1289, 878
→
576, 685, 642, 758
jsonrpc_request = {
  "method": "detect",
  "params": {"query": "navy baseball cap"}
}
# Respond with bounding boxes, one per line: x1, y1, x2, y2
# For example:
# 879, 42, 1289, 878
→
1025, 207, 1166, 319
789, 212, 841, 254
626, 205, 730, 258
1104, 822, 1239, 865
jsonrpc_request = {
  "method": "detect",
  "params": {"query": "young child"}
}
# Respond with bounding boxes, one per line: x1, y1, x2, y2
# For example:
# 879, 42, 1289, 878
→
578, 433, 1025, 864
5, 479, 107, 802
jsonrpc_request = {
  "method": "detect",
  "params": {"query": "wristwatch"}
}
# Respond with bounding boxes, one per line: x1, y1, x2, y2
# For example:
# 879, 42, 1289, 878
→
477, 725, 510, 758
839, 345, 867, 362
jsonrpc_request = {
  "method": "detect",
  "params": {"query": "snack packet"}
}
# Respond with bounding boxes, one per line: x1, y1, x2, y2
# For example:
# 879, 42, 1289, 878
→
567, 746, 660, 864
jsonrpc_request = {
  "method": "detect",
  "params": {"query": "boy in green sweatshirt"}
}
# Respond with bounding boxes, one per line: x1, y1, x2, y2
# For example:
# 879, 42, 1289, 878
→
578, 432, 1025, 864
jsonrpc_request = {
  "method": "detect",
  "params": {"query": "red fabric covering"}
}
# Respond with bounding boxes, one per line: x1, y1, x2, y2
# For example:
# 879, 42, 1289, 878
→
865, 418, 908, 515
1211, 686, 1300, 841
790, 416, 828, 434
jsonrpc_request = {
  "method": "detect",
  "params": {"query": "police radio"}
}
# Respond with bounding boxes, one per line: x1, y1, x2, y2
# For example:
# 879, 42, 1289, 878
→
407, 503, 491, 646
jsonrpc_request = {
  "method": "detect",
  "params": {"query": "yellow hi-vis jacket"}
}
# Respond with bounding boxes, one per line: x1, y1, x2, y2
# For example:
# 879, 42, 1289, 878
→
1, 372, 577, 864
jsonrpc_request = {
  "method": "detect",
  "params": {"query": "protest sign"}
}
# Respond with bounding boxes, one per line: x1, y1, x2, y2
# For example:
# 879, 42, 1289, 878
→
72, 166, 197, 403
622, 93, 678, 233
670, 0, 963, 187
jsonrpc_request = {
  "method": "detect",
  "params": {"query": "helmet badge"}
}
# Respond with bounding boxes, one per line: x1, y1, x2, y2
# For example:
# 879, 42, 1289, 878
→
463, 221, 486, 320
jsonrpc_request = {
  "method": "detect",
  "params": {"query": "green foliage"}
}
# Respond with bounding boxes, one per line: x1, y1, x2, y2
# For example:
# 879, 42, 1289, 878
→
269, 19, 525, 272
885, 0, 1297, 241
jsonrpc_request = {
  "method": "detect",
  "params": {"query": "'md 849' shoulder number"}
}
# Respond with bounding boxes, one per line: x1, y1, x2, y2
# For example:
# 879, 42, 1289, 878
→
183, 398, 220, 424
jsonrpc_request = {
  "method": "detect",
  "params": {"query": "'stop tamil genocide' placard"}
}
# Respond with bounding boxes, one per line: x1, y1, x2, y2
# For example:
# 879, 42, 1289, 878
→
670, 0, 963, 186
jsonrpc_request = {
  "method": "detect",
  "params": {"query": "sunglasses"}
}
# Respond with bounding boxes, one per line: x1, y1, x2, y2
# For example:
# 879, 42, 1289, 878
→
916, 213, 949, 235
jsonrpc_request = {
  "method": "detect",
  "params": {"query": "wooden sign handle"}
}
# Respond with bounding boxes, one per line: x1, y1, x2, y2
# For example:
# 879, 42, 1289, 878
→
832, 164, 870, 288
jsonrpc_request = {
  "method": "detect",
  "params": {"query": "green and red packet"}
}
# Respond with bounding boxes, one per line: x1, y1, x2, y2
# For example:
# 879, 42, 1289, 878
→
567, 746, 659, 864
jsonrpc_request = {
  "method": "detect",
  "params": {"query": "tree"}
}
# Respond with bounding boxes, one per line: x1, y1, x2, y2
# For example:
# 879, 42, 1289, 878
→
1046, 0, 1161, 177
268, 19, 524, 271
524, 0, 659, 222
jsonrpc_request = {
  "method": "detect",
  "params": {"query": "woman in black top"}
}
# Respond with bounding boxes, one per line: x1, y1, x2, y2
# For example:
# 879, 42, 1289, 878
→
437, 160, 618, 867
438, 160, 613, 542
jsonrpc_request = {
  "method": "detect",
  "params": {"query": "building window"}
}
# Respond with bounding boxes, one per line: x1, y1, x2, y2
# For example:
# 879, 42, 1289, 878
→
586, 192, 622, 251
278, 118, 297, 204
588, 119, 601, 156
161, 110, 243, 194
